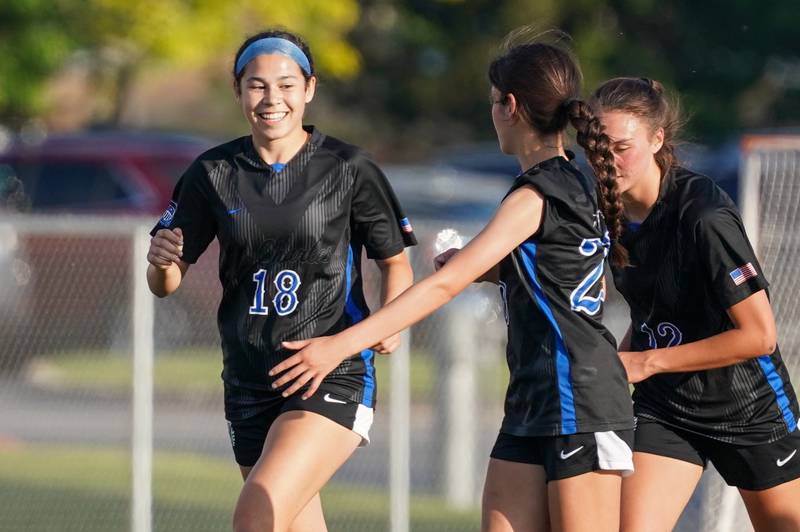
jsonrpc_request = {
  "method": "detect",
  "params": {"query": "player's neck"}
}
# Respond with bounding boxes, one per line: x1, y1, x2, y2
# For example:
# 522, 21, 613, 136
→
514, 133, 566, 172
622, 163, 663, 223
252, 128, 310, 165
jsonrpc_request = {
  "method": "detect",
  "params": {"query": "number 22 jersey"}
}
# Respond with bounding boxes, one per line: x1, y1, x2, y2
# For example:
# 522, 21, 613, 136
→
498, 157, 634, 437
152, 127, 416, 404
613, 167, 798, 444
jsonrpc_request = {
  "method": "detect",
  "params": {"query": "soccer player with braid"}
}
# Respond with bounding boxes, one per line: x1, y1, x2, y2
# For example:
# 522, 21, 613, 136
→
592, 77, 800, 531
272, 31, 635, 532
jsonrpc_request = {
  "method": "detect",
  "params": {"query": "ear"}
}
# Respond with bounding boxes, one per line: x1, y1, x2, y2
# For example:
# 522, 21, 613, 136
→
504, 93, 519, 121
305, 76, 317, 104
650, 127, 665, 153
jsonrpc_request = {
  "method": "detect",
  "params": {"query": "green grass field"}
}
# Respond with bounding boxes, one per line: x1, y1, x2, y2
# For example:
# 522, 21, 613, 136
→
0, 444, 478, 531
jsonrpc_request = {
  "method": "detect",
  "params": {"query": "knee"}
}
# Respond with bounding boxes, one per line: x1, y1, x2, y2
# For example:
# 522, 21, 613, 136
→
233, 485, 281, 532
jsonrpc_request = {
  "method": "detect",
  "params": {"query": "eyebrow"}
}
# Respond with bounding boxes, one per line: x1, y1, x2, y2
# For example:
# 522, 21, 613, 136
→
245, 75, 300, 83
608, 136, 633, 144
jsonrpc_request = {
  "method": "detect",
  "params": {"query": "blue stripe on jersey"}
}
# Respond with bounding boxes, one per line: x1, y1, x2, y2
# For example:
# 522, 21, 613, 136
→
756, 355, 797, 432
518, 243, 577, 434
345, 244, 375, 407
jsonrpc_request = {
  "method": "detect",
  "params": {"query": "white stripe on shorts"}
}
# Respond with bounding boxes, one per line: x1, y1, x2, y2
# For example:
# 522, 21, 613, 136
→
595, 430, 634, 476
353, 403, 374, 446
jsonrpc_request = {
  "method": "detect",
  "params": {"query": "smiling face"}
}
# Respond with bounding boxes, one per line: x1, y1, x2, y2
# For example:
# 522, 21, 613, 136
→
598, 110, 664, 197
236, 53, 316, 146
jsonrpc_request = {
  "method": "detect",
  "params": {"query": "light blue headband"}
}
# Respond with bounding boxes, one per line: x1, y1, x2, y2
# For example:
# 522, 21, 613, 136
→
235, 37, 312, 77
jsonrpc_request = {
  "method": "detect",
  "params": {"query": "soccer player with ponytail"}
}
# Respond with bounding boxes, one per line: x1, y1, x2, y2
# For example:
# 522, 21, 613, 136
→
271, 31, 635, 532
593, 77, 800, 531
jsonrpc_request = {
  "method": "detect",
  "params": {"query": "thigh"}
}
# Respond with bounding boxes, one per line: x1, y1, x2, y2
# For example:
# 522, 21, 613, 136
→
740, 477, 800, 532
235, 410, 361, 531
621, 452, 702, 532
621, 420, 705, 532
482, 457, 549, 532
548, 471, 622, 532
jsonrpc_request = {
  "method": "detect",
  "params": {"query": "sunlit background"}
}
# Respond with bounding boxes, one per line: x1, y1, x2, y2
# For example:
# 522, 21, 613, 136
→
1, 1, 799, 531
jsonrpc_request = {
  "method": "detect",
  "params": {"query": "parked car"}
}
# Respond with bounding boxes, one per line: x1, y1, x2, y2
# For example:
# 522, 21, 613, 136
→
0, 129, 215, 214
0, 130, 217, 374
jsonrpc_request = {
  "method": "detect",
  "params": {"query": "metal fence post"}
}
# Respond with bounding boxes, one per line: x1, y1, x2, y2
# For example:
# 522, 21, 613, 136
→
132, 224, 154, 532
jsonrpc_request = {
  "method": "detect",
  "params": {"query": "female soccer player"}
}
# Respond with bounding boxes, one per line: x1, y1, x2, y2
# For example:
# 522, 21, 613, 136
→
591, 77, 800, 531
271, 35, 635, 532
146, 29, 415, 532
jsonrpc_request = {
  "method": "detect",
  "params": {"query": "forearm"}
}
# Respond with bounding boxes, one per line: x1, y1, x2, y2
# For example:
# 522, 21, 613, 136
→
641, 327, 776, 375
147, 263, 183, 297
478, 264, 500, 284
334, 269, 462, 356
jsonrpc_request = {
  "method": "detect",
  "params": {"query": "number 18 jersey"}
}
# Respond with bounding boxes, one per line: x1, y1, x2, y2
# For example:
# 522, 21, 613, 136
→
498, 157, 634, 437
152, 127, 416, 405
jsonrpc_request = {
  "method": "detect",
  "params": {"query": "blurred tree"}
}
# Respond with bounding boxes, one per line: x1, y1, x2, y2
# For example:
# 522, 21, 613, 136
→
0, 0, 360, 128
334, 0, 799, 158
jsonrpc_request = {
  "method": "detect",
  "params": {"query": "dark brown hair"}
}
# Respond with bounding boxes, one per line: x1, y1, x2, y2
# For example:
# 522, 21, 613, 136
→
488, 34, 629, 267
591, 77, 683, 176
232, 29, 315, 93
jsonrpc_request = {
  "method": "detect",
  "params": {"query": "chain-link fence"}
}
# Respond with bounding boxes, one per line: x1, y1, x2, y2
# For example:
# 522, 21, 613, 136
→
0, 215, 510, 531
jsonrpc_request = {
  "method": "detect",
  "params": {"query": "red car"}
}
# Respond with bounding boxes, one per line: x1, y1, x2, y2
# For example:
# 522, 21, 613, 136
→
0, 130, 218, 374
0, 129, 215, 214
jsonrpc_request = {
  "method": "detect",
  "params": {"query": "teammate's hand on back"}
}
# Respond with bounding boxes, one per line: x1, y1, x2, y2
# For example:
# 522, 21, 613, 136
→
147, 228, 184, 269
271, 337, 346, 400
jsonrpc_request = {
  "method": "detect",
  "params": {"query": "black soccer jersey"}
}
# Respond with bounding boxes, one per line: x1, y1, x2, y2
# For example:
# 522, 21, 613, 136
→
613, 166, 799, 445
497, 157, 634, 437
151, 127, 416, 407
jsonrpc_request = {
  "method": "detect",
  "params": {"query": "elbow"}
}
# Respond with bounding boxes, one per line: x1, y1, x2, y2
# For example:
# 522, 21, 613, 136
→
759, 332, 777, 356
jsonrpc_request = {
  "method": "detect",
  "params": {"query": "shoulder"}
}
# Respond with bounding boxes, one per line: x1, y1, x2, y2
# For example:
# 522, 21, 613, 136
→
670, 166, 738, 228
316, 133, 370, 166
182, 136, 249, 181
511, 157, 594, 206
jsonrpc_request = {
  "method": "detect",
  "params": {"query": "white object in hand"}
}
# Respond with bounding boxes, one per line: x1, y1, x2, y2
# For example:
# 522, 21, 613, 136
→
434, 228, 464, 254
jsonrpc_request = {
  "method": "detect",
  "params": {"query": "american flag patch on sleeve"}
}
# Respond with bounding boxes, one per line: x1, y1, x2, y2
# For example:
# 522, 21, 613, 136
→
729, 262, 757, 286
400, 217, 413, 233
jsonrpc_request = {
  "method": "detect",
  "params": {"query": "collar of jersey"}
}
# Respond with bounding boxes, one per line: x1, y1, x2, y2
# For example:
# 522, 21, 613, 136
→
243, 125, 324, 171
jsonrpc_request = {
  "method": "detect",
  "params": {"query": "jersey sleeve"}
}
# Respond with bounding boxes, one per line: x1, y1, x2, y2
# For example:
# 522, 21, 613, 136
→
350, 156, 417, 259
150, 160, 217, 264
692, 206, 768, 308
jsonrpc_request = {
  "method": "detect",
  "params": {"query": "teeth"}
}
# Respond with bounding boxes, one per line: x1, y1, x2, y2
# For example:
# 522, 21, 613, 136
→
259, 112, 287, 121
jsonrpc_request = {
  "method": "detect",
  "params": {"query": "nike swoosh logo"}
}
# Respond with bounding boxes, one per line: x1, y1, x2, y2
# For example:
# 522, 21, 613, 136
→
323, 393, 347, 404
560, 446, 585, 460
227, 207, 243, 215
777, 449, 797, 467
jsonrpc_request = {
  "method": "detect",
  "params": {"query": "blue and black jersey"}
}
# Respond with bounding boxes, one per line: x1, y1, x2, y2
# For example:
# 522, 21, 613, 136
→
613, 166, 798, 445
152, 126, 416, 411
498, 156, 634, 437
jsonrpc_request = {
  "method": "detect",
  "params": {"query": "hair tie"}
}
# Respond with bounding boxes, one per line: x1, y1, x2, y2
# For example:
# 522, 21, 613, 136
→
235, 37, 312, 77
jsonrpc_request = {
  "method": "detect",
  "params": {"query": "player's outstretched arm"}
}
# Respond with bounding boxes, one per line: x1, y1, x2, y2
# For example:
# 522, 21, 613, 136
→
146, 228, 190, 297
434, 248, 499, 283
371, 251, 414, 354
272, 185, 545, 399
619, 290, 777, 382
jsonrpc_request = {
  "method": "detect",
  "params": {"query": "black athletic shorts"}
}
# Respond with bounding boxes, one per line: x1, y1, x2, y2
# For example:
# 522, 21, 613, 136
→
634, 418, 800, 490
490, 430, 634, 482
224, 384, 374, 467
